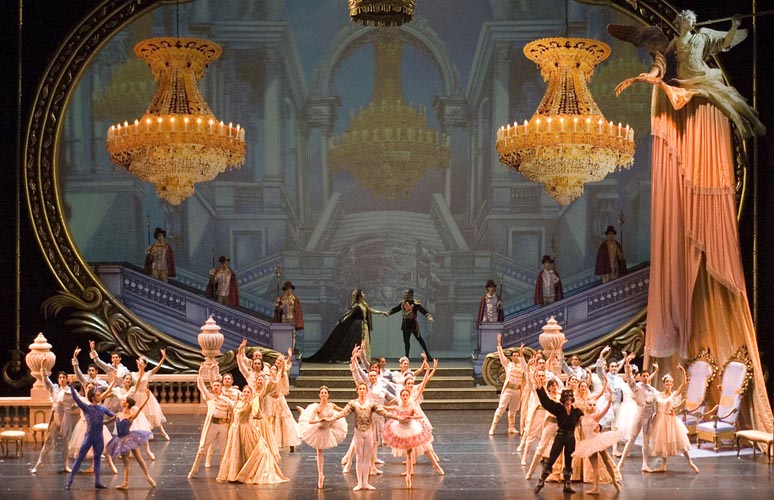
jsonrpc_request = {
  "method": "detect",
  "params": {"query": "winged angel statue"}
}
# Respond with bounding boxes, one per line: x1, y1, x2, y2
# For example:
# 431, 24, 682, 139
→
609, 10, 765, 139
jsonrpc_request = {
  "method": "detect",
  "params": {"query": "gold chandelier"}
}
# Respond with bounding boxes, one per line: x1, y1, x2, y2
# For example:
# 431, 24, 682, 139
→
348, 0, 416, 26
496, 38, 635, 205
106, 37, 246, 206
328, 34, 449, 199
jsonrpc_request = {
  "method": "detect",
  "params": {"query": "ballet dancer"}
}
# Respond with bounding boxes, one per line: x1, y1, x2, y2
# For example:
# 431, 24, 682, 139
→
106, 389, 156, 489
297, 386, 348, 489
65, 385, 116, 490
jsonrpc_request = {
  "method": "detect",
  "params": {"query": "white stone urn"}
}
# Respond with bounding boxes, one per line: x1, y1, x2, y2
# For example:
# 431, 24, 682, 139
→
538, 316, 566, 376
26, 332, 56, 402
198, 316, 224, 372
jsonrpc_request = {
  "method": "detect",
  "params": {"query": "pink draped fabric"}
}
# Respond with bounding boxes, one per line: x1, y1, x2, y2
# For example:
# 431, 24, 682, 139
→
646, 89, 772, 436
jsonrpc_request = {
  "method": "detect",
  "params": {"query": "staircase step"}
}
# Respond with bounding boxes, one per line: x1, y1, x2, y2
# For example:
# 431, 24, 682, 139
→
289, 386, 496, 400
294, 375, 476, 389
297, 365, 474, 378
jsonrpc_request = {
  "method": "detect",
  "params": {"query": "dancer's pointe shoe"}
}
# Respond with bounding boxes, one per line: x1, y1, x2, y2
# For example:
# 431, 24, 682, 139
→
85, 466, 93, 473
148, 451, 156, 461
30, 468, 38, 474
147, 477, 156, 488
587, 488, 600, 495
520, 457, 528, 466
64, 466, 72, 473
370, 468, 383, 475
400, 471, 408, 476
364, 484, 376, 490
204, 459, 211, 468
318, 474, 325, 489
433, 463, 445, 476
614, 480, 622, 492
340, 455, 347, 466
488, 425, 495, 436
406, 474, 412, 489
374, 458, 384, 465
161, 429, 170, 441
689, 462, 699, 473
641, 466, 653, 473
353, 485, 363, 491
116, 483, 128, 490
109, 463, 118, 474
342, 463, 351, 473
95, 483, 107, 489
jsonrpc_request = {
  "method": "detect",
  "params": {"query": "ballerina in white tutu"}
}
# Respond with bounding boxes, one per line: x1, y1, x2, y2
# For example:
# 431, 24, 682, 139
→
572, 386, 622, 495
297, 386, 348, 489
381, 387, 430, 488
648, 365, 699, 473
106, 389, 156, 489
131, 350, 170, 440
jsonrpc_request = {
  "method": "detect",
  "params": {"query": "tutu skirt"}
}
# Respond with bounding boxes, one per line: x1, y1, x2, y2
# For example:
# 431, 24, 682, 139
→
383, 418, 433, 457
650, 414, 691, 456
572, 429, 623, 458
297, 403, 348, 450
105, 430, 153, 456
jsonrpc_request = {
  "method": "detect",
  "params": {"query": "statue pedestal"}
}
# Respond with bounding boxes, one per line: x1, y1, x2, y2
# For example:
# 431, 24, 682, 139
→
271, 323, 297, 377
474, 322, 502, 381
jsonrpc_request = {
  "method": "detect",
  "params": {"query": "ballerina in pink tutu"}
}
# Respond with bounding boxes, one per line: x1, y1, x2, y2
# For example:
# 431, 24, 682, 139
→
572, 386, 622, 495
382, 387, 433, 488
648, 365, 699, 473
297, 386, 348, 489
106, 388, 156, 489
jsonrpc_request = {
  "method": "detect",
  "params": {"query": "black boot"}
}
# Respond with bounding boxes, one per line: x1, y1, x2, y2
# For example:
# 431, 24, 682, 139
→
562, 470, 575, 494
535, 469, 550, 493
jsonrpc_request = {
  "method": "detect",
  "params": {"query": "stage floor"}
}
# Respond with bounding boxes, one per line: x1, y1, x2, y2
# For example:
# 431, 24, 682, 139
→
3, 410, 772, 499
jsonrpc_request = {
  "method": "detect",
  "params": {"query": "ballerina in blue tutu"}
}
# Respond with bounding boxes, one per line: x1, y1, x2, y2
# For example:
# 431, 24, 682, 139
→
106, 380, 156, 489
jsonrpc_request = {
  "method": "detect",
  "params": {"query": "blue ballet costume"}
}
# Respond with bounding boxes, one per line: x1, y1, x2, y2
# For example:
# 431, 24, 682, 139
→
67, 387, 115, 489
105, 418, 152, 456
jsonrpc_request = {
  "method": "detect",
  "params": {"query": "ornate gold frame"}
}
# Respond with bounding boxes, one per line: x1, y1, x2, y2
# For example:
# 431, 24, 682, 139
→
24, 0, 742, 373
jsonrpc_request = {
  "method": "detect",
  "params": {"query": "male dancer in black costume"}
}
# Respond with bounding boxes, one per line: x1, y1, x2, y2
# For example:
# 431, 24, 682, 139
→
534, 372, 584, 494
387, 289, 434, 361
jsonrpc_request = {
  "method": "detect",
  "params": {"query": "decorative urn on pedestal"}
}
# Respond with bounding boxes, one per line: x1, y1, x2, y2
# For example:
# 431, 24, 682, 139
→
197, 315, 224, 377
538, 316, 566, 376
26, 332, 57, 403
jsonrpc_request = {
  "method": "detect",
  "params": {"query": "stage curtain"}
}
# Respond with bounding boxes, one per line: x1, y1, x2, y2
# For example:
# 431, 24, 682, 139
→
645, 89, 772, 437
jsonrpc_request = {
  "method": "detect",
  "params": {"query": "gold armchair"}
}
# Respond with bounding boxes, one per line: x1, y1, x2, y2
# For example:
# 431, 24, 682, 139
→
681, 347, 718, 435
696, 345, 753, 451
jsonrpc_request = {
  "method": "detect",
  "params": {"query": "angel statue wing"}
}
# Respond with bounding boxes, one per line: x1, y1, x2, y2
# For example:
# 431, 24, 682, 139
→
607, 24, 671, 78
606, 23, 693, 108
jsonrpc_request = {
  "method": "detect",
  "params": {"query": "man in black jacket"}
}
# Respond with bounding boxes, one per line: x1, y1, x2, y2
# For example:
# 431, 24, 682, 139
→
534, 374, 584, 494
387, 289, 434, 361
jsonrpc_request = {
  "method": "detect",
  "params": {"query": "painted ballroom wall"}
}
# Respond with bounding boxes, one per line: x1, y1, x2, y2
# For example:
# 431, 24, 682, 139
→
58, 0, 655, 358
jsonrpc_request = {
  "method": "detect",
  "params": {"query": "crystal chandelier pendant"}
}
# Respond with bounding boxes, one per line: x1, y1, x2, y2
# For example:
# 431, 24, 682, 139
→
496, 38, 635, 205
348, 0, 416, 26
106, 37, 246, 205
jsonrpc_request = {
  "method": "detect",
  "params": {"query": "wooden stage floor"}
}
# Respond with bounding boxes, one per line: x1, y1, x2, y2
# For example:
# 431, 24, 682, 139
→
3, 410, 772, 499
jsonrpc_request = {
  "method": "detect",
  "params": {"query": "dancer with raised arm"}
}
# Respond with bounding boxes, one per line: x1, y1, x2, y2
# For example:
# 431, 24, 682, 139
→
525, 378, 560, 480
67, 380, 117, 475
328, 382, 402, 491
618, 353, 659, 471
89, 340, 130, 413
217, 385, 257, 482
66, 385, 115, 490
382, 387, 432, 488
572, 388, 622, 494
649, 365, 699, 473
297, 386, 348, 489
31, 368, 75, 474
106, 389, 156, 489
189, 364, 234, 478
132, 350, 170, 440
533, 371, 585, 494
265, 351, 301, 452
489, 335, 524, 435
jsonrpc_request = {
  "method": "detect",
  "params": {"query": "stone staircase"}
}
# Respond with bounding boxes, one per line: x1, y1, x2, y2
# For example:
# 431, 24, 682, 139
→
289, 361, 499, 410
